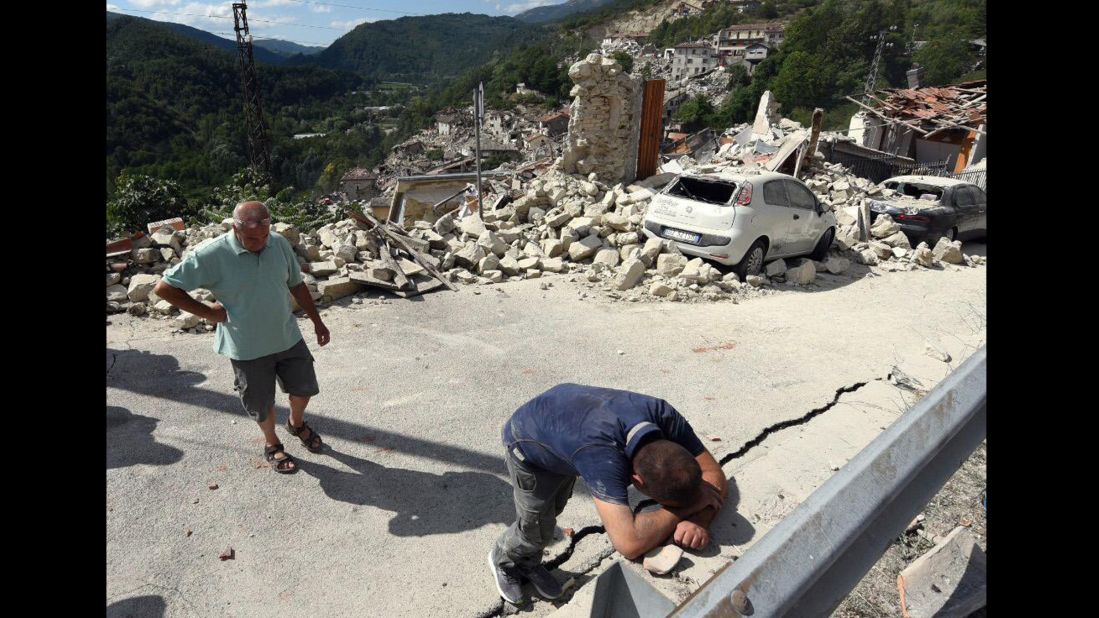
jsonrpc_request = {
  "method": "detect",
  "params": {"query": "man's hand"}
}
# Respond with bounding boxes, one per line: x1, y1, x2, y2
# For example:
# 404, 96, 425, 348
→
314, 321, 331, 346
673, 520, 710, 550
206, 302, 228, 323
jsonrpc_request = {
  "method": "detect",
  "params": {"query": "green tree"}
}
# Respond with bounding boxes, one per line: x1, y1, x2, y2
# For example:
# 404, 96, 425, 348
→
725, 64, 750, 91
611, 51, 634, 74
106, 171, 192, 238
675, 95, 716, 132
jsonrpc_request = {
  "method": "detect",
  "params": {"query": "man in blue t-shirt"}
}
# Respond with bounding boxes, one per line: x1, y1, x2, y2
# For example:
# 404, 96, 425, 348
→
488, 384, 727, 604
154, 201, 331, 474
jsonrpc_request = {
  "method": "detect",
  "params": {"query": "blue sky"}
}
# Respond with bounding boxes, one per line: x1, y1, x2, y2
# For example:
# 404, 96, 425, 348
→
106, 0, 569, 48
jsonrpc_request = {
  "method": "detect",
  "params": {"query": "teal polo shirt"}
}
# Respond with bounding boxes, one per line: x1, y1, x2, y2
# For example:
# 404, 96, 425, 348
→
162, 231, 305, 361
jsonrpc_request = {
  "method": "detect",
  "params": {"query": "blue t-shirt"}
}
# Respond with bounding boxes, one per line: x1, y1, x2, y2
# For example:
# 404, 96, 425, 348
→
502, 383, 706, 505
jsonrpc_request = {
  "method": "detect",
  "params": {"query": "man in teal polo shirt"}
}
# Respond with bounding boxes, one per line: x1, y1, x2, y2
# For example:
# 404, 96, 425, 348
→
154, 201, 331, 474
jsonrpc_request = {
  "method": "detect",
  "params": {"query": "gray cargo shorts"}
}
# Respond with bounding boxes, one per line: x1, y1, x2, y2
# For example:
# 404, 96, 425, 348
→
229, 339, 319, 422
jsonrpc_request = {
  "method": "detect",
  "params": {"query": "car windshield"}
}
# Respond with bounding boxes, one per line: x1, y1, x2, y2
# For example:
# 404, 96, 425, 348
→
884, 181, 945, 201
667, 176, 739, 205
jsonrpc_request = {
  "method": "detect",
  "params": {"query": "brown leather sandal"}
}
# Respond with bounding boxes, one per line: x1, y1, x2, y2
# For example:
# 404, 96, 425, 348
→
286, 420, 324, 453
264, 443, 298, 474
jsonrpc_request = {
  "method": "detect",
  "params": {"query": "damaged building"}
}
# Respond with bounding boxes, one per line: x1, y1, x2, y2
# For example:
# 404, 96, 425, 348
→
846, 81, 986, 174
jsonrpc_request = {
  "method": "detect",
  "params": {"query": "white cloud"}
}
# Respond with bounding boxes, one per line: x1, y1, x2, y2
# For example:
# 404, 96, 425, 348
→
500, 1, 561, 15
107, 3, 122, 11
311, 5, 332, 13
251, 0, 296, 8
131, 0, 182, 8
134, 3, 232, 32
332, 18, 372, 32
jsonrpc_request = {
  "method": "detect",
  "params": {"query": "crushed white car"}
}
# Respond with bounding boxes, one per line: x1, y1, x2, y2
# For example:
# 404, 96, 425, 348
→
642, 171, 838, 279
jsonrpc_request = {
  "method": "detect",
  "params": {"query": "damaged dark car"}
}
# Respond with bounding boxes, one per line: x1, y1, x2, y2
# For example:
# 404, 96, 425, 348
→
868, 176, 986, 246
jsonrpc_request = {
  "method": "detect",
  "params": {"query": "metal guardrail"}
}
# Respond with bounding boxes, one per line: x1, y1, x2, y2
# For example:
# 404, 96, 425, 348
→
668, 346, 986, 618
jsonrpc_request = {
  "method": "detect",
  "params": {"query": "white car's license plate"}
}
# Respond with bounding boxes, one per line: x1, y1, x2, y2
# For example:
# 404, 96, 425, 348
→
663, 228, 701, 244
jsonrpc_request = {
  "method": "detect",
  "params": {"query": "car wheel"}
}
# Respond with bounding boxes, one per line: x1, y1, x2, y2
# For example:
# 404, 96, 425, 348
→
809, 228, 834, 261
735, 239, 767, 280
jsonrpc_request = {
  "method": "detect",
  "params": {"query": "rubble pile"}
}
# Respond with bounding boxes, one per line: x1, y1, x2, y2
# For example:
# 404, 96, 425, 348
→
106, 151, 985, 326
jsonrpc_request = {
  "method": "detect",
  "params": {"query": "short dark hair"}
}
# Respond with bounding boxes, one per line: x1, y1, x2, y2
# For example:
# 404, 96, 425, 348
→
632, 439, 701, 506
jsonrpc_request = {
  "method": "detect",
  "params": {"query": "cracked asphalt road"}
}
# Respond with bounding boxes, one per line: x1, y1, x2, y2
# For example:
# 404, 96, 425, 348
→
107, 260, 986, 617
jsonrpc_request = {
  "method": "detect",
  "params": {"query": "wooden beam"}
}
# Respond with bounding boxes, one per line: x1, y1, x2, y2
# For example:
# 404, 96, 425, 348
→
845, 96, 929, 136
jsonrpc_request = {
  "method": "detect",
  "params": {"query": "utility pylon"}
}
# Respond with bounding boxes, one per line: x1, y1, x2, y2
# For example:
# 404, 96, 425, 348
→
232, 3, 272, 174
863, 26, 896, 102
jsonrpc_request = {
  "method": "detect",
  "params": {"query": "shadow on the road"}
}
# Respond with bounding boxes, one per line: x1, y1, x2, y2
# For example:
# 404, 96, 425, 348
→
711, 477, 756, 547
106, 348, 518, 476
297, 448, 514, 536
106, 406, 184, 469
106, 595, 165, 618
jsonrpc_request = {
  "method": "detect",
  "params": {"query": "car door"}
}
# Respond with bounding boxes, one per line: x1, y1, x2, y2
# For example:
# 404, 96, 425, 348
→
758, 179, 796, 255
951, 186, 978, 236
782, 179, 822, 254
970, 185, 987, 236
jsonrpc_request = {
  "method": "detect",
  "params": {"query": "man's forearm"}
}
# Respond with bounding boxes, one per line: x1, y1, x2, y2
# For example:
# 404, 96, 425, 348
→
154, 282, 217, 321
622, 508, 683, 559
290, 283, 322, 323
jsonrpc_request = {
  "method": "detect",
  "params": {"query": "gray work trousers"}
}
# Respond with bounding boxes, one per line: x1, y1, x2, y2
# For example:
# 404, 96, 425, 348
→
493, 447, 577, 570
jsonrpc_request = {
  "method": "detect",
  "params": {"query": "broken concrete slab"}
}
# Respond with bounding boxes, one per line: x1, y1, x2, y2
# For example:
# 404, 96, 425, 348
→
126, 274, 161, 302
593, 248, 620, 268
656, 253, 687, 277
785, 259, 816, 285
317, 277, 361, 301
869, 241, 894, 260
912, 242, 935, 268
932, 238, 964, 264
882, 231, 912, 251
173, 312, 202, 330
459, 215, 486, 237
871, 214, 900, 239
898, 526, 986, 618
765, 259, 787, 277
857, 249, 880, 265
542, 258, 565, 273
454, 243, 487, 269
107, 284, 130, 303
614, 258, 645, 290
649, 281, 674, 297
540, 238, 565, 258
824, 256, 851, 275
642, 544, 684, 575
309, 261, 338, 277
568, 234, 603, 261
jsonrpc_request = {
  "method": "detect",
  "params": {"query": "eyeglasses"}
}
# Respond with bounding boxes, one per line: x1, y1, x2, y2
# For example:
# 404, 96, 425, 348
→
234, 218, 271, 229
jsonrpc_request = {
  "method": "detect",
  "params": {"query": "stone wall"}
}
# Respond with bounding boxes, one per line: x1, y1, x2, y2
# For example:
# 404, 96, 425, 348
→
559, 53, 644, 185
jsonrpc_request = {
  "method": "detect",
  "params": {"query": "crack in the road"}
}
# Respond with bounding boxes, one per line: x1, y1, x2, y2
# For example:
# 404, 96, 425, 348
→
718, 380, 874, 465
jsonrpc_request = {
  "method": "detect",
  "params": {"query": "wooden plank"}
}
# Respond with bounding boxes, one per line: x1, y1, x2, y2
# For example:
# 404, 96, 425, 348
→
636, 79, 666, 180
372, 232, 410, 289
845, 96, 929, 136
380, 224, 459, 292
348, 271, 400, 290
397, 257, 425, 277
338, 201, 454, 290
389, 278, 446, 298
